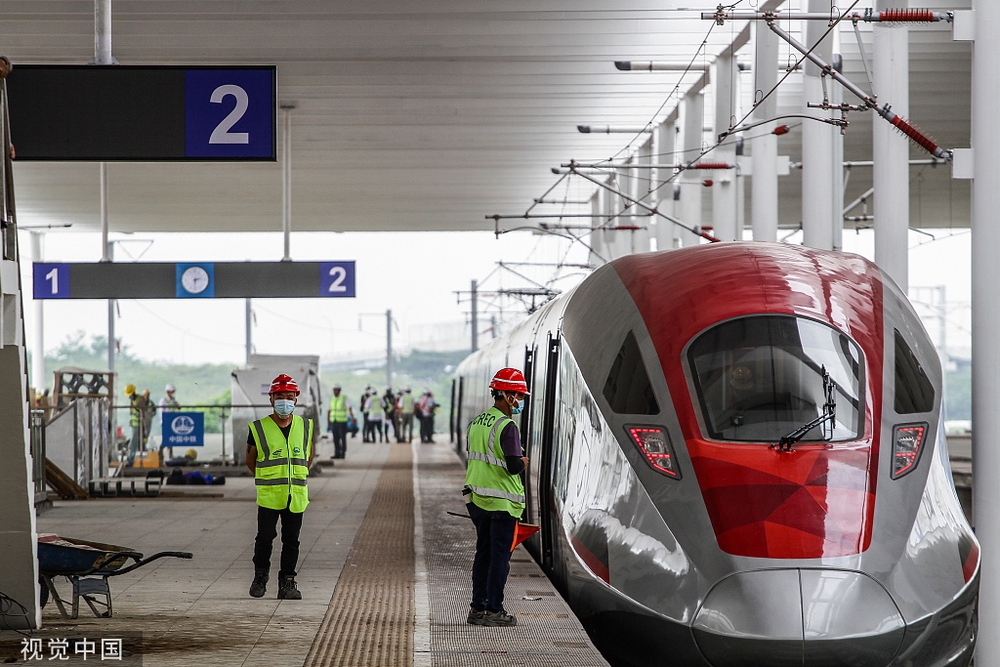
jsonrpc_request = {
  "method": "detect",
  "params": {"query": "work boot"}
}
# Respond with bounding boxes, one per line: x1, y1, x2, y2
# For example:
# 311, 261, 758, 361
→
277, 575, 302, 600
249, 570, 268, 598
467, 608, 486, 625
482, 609, 517, 627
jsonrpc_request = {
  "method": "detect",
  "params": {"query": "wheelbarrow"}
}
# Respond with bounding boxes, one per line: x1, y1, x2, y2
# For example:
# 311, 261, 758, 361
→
37, 533, 193, 619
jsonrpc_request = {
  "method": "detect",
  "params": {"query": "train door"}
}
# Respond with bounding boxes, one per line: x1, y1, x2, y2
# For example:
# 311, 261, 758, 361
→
520, 346, 536, 524
538, 333, 560, 572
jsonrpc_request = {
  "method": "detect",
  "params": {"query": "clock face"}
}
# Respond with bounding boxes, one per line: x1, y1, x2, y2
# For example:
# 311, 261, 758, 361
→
181, 266, 210, 294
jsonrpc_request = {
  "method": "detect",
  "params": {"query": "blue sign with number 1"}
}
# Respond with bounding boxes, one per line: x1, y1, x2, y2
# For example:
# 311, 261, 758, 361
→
33, 263, 70, 299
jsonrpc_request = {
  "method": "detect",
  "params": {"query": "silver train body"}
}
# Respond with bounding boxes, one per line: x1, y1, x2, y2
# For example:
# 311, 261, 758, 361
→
452, 243, 979, 667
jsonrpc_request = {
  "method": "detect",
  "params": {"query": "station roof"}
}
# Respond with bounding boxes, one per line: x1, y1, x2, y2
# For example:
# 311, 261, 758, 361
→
1, 0, 971, 234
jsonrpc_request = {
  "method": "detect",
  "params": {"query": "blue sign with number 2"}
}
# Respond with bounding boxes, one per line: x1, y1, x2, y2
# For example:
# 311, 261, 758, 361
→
33, 263, 70, 299
320, 262, 356, 297
185, 69, 274, 159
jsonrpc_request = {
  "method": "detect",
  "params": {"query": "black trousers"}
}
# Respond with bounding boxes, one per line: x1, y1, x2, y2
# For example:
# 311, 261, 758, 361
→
467, 502, 517, 613
253, 504, 303, 579
331, 421, 348, 458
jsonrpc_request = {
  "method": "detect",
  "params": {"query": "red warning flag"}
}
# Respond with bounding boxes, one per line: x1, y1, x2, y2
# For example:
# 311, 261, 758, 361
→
510, 521, 541, 552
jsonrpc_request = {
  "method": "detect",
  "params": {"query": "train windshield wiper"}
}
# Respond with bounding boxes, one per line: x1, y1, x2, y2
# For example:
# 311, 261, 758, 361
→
772, 366, 837, 452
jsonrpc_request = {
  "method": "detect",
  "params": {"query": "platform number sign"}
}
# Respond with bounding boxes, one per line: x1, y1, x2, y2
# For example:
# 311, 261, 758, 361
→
33, 263, 70, 299
185, 69, 275, 159
320, 262, 356, 297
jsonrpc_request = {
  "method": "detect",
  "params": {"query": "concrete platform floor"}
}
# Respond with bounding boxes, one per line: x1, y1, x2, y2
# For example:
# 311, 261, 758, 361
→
1, 437, 608, 667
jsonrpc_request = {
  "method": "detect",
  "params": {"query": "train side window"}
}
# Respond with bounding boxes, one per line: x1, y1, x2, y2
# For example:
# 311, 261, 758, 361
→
894, 330, 935, 414
603, 331, 660, 415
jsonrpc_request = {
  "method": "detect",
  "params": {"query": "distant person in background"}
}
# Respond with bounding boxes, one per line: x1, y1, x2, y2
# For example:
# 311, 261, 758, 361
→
382, 387, 396, 441
360, 386, 373, 443
417, 389, 438, 443
158, 383, 181, 466
327, 384, 353, 459
37, 389, 52, 421
365, 392, 384, 442
141, 389, 155, 448
126, 384, 143, 466
397, 387, 415, 443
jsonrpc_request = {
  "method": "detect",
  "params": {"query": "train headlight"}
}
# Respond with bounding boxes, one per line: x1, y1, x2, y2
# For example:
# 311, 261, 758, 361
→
626, 426, 681, 479
891, 423, 928, 479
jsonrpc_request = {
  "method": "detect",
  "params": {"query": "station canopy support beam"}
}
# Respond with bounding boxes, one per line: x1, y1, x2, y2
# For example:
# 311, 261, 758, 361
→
971, 0, 1000, 664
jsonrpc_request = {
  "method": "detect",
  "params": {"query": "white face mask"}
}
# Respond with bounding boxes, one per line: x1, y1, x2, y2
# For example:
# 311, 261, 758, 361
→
274, 399, 295, 417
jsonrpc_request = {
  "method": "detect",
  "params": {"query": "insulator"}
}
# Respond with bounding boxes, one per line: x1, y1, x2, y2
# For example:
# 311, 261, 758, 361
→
878, 9, 938, 22
702, 179, 714, 187
889, 115, 948, 160
773, 124, 790, 136
693, 162, 731, 170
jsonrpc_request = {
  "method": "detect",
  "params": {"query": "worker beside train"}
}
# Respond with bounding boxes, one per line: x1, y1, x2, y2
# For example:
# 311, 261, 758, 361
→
463, 367, 530, 627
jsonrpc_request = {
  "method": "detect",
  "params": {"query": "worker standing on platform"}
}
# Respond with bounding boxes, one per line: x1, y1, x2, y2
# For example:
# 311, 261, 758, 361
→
125, 384, 144, 466
397, 387, 415, 443
246, 374, 314, 600
327, 384, 353, 459
382, 387, 396, 441
464, 367, 529, 627
417, 389, 437, 443
158, 383, 181, 466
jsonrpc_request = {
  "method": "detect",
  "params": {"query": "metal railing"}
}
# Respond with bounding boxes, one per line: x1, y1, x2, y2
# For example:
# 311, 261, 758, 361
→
111, 402, 319, 466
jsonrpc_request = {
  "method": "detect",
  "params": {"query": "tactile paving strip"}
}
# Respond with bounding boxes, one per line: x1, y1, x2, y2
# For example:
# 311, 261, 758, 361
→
416, 443, 610, 667
304, 444, 415, 667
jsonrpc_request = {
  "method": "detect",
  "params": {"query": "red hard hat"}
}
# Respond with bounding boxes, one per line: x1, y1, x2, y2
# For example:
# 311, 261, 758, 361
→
269, 374, 300, 395
489, 367, 530, 395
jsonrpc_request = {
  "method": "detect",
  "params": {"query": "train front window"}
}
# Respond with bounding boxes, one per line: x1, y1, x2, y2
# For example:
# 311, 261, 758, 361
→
687, 316, 864, 443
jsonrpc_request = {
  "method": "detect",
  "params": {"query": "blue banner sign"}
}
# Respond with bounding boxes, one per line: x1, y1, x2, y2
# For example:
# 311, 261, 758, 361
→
164, 412, 205, 447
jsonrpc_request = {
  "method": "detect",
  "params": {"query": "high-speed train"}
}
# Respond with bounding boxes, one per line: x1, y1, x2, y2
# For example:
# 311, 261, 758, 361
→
452, 242, 978, 667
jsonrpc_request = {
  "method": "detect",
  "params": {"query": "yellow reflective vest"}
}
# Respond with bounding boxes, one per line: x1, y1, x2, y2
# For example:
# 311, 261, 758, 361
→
251, 415, 312, 512
465, 407, 525, 518
329, 394, 348, 423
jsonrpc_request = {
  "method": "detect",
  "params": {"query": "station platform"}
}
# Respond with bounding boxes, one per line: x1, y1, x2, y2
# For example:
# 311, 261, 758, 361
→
1, 438, 609, 667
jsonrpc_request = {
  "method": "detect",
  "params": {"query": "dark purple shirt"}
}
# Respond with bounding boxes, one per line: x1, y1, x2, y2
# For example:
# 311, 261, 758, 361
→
499, 421, 524, 474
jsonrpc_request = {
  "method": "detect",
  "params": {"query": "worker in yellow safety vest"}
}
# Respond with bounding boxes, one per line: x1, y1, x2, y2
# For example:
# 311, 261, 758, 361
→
397, 387, 416, 443
464, 367, 530, 627
246, 374, 314, 600
327, 383, 354, 459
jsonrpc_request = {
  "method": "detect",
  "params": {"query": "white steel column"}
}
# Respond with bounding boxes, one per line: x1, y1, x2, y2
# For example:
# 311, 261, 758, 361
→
636, 139, 652, 252
92, 0, 114, 65
679, 91, 704, 246
589, 190, 606, 265
752, 21, 780, 242
713, 52, 739, 241
831, 50, 845, 251
972, 0, 1000, 663
801, 0, 836, 251
245, 298, 252, 366
30, 233, 44, 391
873, 0, 910, 290
655, 118, 678, 250
107, 242, 115, 373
